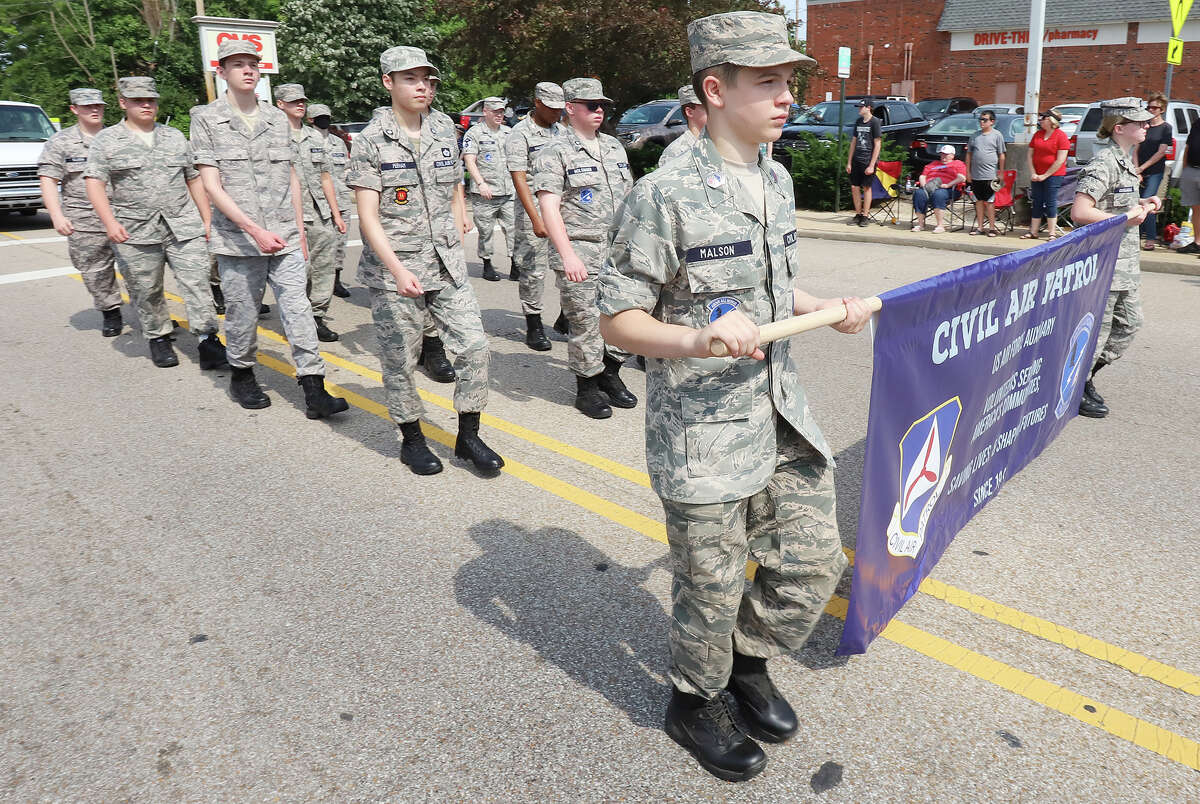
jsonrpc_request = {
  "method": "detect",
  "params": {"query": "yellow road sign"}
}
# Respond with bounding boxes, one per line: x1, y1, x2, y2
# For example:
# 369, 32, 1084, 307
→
1169, 37, 1185, 66
1172, 0, 1194, 35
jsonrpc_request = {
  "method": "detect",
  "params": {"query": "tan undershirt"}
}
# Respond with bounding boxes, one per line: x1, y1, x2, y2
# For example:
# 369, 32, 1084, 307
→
723, 157, 766, 221
123, 121, 155, 148
232, 104, 259, 132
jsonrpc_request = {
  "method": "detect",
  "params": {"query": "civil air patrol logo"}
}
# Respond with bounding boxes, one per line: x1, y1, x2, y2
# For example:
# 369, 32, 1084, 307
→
394, 187, 410, 205
1055, 312, 1094, 419
483, 153, 493, 162
887, 397, 962, 558
579, 188, 594, 205
706, 296, 740, 323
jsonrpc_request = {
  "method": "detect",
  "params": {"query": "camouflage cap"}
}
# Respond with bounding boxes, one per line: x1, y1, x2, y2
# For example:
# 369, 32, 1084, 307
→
1100, 97, 1153, 123
118, 76, 159, 99
677, 84, 700, 107
273, 83, 307, 102
307, 103, 332, 118
534, 82, 565, 109
688, 11, 815, 73
69, 88, 106, 106
380, 46, 440, 79
482, 96, 507, 111
216, 39, 261, 62
563, 78, 613, 103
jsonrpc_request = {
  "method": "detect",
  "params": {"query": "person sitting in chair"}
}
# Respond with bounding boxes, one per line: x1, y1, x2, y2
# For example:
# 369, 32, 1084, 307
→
912, 144, 967, 233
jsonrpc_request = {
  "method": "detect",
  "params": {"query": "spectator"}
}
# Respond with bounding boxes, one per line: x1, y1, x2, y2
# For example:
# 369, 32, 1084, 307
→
846, 99, 881, 227
966, 110, 1006, 236
1136, 93, 1171, 250
1176, 110, 1200, 254
911, 144, 966, 233
1023, 109, 1070, 240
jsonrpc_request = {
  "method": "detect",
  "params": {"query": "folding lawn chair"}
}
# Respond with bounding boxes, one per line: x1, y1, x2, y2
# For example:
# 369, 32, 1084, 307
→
866, 160, 904, 225
992, 170, 1019, 234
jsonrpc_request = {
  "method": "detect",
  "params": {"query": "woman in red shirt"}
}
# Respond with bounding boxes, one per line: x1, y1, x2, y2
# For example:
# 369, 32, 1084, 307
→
1023, 110, 1070, 240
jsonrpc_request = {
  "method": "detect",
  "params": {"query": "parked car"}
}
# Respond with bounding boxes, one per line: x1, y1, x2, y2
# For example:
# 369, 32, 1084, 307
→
975, 103, 1024, 116
909, 112, 1025, 170
331, 121, 368, 146
1051, 102, 1089, 136
456, 98, 526, 134
776, 98, 931, 153
0, 101, 58, 215
916, 97, 978, 122
1072, 99, 1200, 179
615, 99, 687, 150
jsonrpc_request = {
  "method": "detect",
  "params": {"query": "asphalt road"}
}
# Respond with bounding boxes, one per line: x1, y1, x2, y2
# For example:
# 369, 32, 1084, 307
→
1, 211, 1197, 801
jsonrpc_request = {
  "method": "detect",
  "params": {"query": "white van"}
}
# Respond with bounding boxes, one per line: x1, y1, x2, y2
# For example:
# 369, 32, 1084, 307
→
1071, 99, 1200, 180
0, 101, 58, 215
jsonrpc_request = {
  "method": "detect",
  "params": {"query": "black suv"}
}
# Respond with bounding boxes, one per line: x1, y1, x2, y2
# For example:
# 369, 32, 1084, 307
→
774, 99, 931, 166
915, 97, 979, 122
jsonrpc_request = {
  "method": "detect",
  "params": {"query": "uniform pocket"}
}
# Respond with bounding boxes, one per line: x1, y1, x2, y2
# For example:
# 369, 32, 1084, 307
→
268, 146, 293, 163
566, 163, 601, 187
681, 386, 756, 478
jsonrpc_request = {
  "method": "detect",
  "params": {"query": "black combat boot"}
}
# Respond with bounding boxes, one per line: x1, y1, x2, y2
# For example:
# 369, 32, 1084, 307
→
210, 283, 226, 315
101, 307, 123, 337
419, 335, 456, 382
481, 258, 501, 282
597, 354, 637, 408
1078, 360, 1109, 418
259, 303, 271, 316
148, 335, 179, 368
574, 374, 612, 419
197, 333, 229, 370
297, 374, 349, 419
509, 263, 521, 281
399, 420, 443, 475
525, 314, 551, 352
727, 653, 799, 743
552, 310, 569, 335
314, 316, 340, 342
332, 270, 351, 297
230, 367, 271, 409
664, 687, 767, 782
454, 411, 505, 472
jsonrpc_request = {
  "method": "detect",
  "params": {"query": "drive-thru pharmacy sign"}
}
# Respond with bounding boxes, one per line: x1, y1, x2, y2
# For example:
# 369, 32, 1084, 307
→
193, 16, 281, 73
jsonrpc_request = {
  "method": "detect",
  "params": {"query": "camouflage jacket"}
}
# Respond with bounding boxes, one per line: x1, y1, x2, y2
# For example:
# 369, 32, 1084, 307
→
462, 122, 513, 195
658, 128, 700, 169
292, 124, 332, 223
532, 128, 632, 242
1076, 140, 1140, 291
505, 116, 566, 178
84, 122, 204, 244
597, 134, 831, 505
345, 109, 466, 291
37, 125, 107, 233
190, 96, 300, 256
318, 128, 353, 212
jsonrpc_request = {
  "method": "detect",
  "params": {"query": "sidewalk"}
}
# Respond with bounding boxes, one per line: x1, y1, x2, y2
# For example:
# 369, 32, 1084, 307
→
795, 198, 1200, 277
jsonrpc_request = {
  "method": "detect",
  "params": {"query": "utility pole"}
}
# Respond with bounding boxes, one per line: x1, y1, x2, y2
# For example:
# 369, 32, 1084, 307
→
1020, 0, 1046, 143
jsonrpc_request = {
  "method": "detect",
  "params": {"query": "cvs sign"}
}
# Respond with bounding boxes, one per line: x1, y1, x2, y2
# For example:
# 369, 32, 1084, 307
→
193, 16, 280, 73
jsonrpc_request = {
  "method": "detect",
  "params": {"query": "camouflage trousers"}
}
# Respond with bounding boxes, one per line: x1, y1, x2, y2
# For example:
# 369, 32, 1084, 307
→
661, 421, 847, 699
112, 236, 218, 339
306, 211, 338, 318
218, 251, 326, 377
471, 194, 514, 261
68, 229, 121, 311
512, 206, 550, 315
369, 279, 489, 424
551, 239, 629, 377
1093, 285, 1142, 366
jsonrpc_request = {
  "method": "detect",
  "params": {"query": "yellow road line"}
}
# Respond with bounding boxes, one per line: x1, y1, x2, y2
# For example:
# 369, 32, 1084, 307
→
1, 231, 23, 240
65, 277, 1200, 772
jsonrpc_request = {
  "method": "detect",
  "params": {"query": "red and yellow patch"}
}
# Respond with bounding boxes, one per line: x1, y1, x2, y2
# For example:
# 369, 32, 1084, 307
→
394, 187, 410, 206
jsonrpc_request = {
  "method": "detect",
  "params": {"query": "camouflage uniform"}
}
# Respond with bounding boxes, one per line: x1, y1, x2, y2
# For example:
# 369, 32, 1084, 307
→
506, 108, 567, 315
292, 122, 339, 317
462, 116, 515, 261
38, 111, 121, 311
316, 122, 353, 278
597, 133, 845, 699
533, 116, 633, 377
347, 106, 489, 423
1077, 139, 1143, 366
657, 85, 703, 169
84, 117, 218, 339
190, 95, 326, 376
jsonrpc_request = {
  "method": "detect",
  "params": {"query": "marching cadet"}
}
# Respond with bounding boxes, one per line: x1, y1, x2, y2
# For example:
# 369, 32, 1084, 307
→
38, 88, 123, 336
82, 77, 226, 370
462, 97, 515, 282
534, 78, 637, 419
275, 84, 346, 342
190, 39, 348, 419
306, 103, 354, 299
1071, 98, 1158, 418
598, 12, 871, 782
347, 45, 503, 476
506, 82, 567, 351
657, 84, 707, 168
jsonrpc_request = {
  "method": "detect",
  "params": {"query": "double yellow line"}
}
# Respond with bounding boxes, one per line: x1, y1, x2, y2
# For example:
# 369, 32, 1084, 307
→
75, 273, 1200, 772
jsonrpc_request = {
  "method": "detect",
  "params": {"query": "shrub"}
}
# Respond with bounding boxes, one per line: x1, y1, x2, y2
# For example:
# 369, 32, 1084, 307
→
781, 133, 909, 211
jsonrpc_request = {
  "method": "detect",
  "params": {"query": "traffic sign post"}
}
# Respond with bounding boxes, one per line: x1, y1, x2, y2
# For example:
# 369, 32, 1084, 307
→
1168, 37, 1184, 66
835, 47, 850, 213
1166, 0, 1193, 95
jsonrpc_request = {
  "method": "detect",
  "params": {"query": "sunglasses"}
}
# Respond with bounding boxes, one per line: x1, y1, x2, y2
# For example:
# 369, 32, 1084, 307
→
574, 101, 609, 112
1147, 105, 1164, 111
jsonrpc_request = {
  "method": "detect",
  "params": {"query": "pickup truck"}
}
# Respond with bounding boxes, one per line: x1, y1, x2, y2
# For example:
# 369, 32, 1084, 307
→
0, 101, 58, 215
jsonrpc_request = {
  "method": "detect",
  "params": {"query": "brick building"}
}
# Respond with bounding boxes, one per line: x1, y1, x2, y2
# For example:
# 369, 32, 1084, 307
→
804, 0, 1199, 108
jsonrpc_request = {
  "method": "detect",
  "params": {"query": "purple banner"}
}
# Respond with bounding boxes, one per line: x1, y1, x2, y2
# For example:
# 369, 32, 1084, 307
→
837, 215, 1126, 655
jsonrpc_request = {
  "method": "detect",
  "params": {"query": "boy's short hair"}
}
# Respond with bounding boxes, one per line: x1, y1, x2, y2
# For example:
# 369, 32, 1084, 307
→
691, 63, 744, 110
